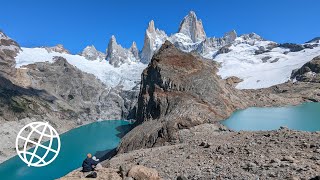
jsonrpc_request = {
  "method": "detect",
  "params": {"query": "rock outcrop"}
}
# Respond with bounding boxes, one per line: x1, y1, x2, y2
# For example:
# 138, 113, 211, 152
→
117, 41, 249, 153
44, 44, 70, 54
0, 31, 20, 79
197, 30, 237, 58
178, 11, 206, 43
291, 56, 320, 82
140, 20, 168, 64
106, 35, 139, 67
81, 45, 105, 61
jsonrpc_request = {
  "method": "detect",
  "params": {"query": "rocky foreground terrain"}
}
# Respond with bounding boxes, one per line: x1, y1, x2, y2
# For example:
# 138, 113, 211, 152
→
61, 42, 320, 179
62, 124, 320, 179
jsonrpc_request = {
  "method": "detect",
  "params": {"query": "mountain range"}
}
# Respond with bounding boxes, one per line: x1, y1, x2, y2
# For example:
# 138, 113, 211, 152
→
12, 11, 320, 92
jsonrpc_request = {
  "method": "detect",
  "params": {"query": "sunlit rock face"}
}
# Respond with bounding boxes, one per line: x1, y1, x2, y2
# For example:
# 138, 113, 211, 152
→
106, 35, 139, 67
178, 11, 206, 43
0, 31, 20, 79
81, 45, 105, 61
140, 20, 168, 64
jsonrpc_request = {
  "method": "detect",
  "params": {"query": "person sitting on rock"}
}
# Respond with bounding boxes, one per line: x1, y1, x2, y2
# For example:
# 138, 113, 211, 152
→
82, 153, 99, 172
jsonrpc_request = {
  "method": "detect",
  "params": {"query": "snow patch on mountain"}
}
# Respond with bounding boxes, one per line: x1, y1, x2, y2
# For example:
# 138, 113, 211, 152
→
215, 37, 320, 89
15, 47, 147, 90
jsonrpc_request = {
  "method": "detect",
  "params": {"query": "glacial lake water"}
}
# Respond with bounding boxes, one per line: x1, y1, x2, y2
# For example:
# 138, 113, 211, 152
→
0, 120, 131, 180
222, 102, 320, 131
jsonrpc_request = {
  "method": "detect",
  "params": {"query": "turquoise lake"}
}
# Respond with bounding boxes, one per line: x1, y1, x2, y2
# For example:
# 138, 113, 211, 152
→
222, 102, 320, 131
0, 120, 131, 180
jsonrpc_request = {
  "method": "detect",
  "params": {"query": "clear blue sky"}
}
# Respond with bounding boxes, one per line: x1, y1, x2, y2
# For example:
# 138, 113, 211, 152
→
1, 0, 319, 53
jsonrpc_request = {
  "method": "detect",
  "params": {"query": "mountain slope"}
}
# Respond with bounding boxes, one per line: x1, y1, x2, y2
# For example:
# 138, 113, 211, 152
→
15, 47, 146, 91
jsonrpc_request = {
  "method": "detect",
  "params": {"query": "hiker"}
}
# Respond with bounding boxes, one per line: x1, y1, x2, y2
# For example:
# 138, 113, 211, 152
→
82, 153, 99, 172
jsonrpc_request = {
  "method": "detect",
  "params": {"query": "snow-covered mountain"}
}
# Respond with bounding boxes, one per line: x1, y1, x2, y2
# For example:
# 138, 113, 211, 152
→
12, 11, 320, 91
214, 35, 320, 89
15, 47, 146, 91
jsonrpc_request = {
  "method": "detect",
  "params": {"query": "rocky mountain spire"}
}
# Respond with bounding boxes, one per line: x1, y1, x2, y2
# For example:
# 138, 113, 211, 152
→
178, 11, 206, 43
140, 20, 168, 64
81, 45, 106, 61
106, 35, 139, 67
147, 20, 156, 33
130, 41, 140, 61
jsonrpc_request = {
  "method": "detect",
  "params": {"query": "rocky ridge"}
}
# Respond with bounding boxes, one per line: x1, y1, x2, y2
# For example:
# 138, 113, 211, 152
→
44, 44, 70, 54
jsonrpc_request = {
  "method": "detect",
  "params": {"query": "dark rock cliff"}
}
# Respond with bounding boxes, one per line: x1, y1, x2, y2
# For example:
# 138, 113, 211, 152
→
291, 56, 320, 83
118, 41, 249, 153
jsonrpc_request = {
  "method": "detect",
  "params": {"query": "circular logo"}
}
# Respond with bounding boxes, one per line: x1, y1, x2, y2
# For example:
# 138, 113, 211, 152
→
15, 122, 61, 167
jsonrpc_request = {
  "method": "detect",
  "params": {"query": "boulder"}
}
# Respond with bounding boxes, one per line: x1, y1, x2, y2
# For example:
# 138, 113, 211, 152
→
128, 165, 161, 180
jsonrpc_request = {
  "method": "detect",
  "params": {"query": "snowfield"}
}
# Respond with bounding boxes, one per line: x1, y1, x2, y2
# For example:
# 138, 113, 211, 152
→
15, 48, 147, 91
214, 39, 320, 89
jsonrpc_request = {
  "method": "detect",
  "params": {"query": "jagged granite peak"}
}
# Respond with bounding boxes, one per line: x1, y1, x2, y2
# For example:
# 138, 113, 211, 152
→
224, 30, 237, 43
129, 41, 140, 61
196, 30, 237, 58
147, 20, 156, 33
0, 31, 20, 79
44, 44, 70, 54
140, 20, 168, 64
81, 45, 106, 61
178, 11, 206, 43
106, 35, 139, 67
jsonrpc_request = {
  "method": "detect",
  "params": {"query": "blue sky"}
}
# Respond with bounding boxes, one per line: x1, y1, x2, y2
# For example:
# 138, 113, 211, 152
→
1, 0, 319, 53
